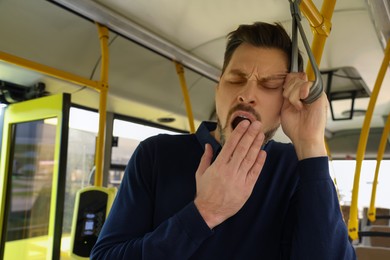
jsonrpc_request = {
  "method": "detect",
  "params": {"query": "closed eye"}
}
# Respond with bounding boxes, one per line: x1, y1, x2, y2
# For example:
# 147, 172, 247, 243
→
260, 74, 286, 89
261, 78, 285, 89
228, 79, 246, 85
224, 70, 248, 85
225, 76, 247, 85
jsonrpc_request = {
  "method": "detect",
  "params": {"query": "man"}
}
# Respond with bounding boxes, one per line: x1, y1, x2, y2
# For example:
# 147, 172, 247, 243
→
91, 22, 356, 259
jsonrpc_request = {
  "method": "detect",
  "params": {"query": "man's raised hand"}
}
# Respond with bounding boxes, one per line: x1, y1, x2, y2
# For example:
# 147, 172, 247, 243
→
194, 120, 267, 229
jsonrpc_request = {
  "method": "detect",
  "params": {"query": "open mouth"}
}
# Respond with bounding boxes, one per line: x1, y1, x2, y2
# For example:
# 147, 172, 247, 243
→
231, 115, 251, 130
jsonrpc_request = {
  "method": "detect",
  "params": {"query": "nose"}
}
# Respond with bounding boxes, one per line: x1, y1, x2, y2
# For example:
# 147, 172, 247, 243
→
238, 81, 257, 105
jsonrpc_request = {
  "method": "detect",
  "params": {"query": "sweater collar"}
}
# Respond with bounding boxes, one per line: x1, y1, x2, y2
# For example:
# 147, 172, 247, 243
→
195, 121, 221, 161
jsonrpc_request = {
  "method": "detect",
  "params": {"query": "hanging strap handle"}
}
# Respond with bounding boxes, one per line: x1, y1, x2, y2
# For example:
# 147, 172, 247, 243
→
289, 0, 323, 103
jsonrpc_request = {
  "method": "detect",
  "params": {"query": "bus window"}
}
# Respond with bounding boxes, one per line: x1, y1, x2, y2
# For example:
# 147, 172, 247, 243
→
62, 107, 97, 244
332, 160, 390, 217
110, 119, 180, 188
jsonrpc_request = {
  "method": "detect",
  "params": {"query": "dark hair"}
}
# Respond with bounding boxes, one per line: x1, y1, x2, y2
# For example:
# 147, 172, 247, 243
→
221, 22, 303, 75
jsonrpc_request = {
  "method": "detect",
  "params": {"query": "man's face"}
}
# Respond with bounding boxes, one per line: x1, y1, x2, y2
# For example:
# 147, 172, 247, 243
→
214, 43, 288, 145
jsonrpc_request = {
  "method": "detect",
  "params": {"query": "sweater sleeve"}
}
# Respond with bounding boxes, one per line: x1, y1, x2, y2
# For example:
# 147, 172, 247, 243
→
290, 157, 356, 260
90, 142, 213, 260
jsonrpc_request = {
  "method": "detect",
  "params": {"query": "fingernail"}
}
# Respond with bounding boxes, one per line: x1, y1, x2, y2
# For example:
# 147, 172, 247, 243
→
240, 119, 250, 128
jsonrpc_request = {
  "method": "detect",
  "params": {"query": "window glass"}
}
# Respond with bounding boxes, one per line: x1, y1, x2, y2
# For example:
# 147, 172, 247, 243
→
4, 119, 55, 258
62, 108, 97, 238
110, 119, 180, 187
331, 160, 390, 217
62, 108, 181, 237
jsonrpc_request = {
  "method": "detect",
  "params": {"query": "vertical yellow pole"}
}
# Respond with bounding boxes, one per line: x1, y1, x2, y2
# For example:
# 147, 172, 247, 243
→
348, 39, 390, 240
94, 24, 110, 187
368, 114, 390, 222
174, 61, 196, 133
325, 139, 339, 190
301, 0, 341, 202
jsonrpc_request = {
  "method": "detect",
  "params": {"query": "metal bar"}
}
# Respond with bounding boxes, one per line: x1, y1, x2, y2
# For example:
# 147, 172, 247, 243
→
51, 0, 220, 82
174, 62, 196, 133
290, 0, 324, 103
375, 215, 390, 220
94, 24, 110, 187
348, 38, 390, 241
368, 114, 390, 222
0, 50, 100, 90
358, 231, 390, 237
306, 35, 326, 80
296, 16, 323, 103
290, 0, 300, 73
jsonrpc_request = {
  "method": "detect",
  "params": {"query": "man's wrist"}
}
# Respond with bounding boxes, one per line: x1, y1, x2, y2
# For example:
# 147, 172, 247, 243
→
194, 199, 223, 230
295, 141, 327, 160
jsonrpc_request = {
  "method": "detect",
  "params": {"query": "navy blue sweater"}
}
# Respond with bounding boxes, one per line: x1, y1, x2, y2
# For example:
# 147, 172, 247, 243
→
91, 122, 356, 259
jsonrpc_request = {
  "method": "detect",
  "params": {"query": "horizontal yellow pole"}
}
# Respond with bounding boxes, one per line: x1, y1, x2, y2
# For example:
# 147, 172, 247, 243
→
348, 38, 390, 240
0, 50, 100, 91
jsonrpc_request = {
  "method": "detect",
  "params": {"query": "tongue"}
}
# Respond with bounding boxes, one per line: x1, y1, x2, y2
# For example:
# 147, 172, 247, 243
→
231, 116, 251, 130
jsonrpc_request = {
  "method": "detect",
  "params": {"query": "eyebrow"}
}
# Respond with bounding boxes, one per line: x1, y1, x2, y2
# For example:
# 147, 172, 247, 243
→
228, 69, 288, 81
228, 69, 248, 77
260, 73, 288, 81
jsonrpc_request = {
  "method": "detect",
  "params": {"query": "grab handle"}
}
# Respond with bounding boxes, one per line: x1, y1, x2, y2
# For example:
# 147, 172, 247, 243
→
290, 0, 323, 103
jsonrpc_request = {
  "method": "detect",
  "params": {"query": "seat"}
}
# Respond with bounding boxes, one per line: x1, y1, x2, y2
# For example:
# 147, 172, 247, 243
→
361, 226, 390, 248
363, 207, 390, 226
354, 246, 390, 260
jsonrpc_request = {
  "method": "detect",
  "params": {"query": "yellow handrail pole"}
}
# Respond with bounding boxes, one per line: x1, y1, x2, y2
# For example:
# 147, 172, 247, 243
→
94, 23, 110, 187
301, 0, 323, 26
300, 0, 340, 200
368, 114, 390, 222
0, 50, 100, 90
348, 38, 390, 240
325, 139, 331, 158
174, 61, 196, 133
325, 139, 338, 185
300, 0, 336, 80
